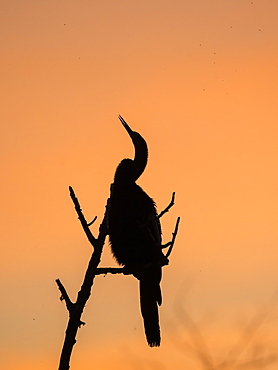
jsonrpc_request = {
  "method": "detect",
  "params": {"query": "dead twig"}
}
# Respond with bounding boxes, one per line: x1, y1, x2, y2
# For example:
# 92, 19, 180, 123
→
166, 216, 180, 258
158, 192, 176, 218
56, 186, 109, 370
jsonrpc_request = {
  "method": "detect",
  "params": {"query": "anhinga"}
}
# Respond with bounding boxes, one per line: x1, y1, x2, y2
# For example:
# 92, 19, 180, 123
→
108, 115, 167, 347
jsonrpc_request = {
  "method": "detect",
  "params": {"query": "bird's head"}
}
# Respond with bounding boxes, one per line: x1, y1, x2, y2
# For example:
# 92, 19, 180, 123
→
114, 115, 148, 184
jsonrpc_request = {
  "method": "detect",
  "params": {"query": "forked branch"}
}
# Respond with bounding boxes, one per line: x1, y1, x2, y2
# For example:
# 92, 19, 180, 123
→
56, 187, 179, 369
56, 187, 109, 370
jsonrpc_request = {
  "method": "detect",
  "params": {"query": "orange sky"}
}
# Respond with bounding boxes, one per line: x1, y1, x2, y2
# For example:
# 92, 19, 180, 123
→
1, 1, 278, 369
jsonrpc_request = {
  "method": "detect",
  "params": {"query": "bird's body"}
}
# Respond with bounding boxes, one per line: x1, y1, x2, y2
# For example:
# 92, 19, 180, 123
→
109, 182, 162, 269
108, 116, 165, 347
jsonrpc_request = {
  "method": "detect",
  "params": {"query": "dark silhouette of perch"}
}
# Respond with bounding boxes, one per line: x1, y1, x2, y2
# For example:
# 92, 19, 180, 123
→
56, 187, 109, 370
56, 116, 179, 369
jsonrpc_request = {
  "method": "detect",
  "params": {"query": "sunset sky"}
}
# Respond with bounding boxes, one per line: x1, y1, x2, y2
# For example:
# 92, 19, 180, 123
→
1, 1, 278, 369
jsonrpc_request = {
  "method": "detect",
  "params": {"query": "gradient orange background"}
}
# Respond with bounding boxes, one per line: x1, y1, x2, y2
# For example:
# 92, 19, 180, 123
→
1, 1, 278, 369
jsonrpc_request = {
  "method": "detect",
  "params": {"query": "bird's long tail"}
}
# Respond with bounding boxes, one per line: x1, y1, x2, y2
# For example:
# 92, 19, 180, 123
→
139, 277, 161, 347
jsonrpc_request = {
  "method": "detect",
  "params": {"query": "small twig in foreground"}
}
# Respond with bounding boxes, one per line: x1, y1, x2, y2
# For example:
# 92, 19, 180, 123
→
166, 216, 180, 258
158, 192, 176, 218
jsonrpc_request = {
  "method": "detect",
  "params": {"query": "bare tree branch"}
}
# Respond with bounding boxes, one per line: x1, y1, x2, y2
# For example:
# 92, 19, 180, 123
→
57, 187, 178, 369
55, 278, 73, 310
56, 187, 109, 370
88, 215, 97, 226
158, 192, 176, 218
166, 216, 180, 258
93, 267, 125, 275
94, 256, 170, 276
68, 186, 98, 245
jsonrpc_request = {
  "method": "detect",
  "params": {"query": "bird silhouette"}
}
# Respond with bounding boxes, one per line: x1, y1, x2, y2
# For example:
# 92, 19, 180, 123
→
108, 115, 166, 347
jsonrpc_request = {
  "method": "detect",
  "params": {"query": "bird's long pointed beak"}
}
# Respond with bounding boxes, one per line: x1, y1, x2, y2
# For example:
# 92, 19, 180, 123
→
118, 115, 133, 136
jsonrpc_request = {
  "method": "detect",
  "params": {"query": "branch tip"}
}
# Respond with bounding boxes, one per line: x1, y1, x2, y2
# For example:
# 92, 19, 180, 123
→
166, 216, 180, 258
158, 191, 176, 218
88, 216, 97, 226
79, 321, 86, 328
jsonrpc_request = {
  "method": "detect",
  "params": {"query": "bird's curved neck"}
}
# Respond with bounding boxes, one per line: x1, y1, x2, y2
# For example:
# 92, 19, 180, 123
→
133, 135, 148, 181
114, 134, 148, 185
